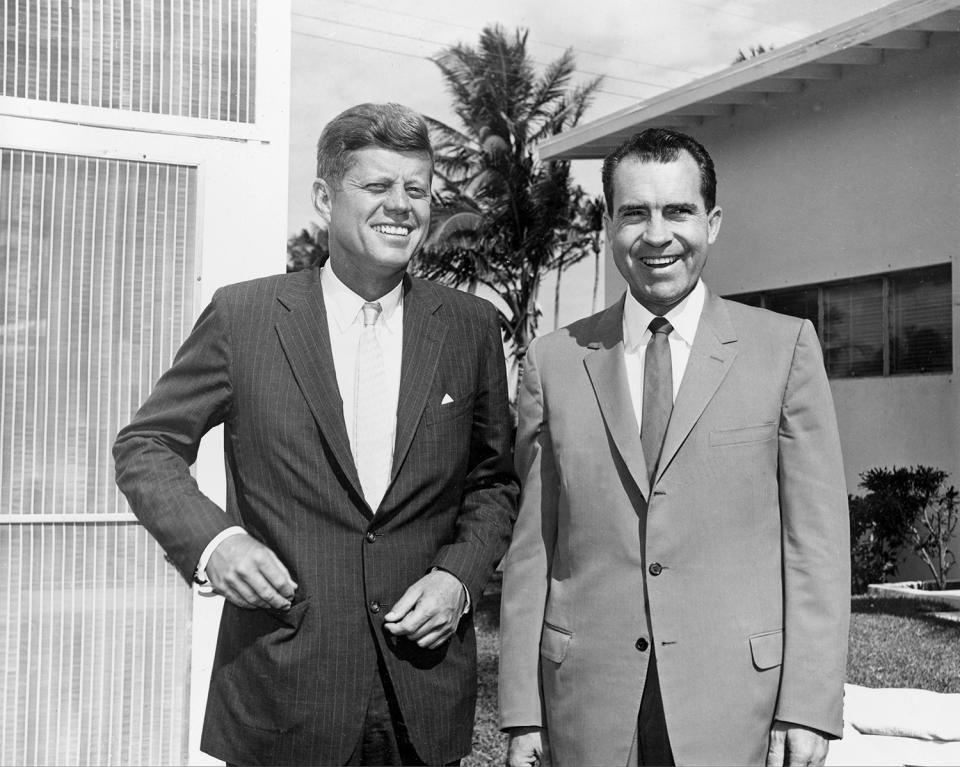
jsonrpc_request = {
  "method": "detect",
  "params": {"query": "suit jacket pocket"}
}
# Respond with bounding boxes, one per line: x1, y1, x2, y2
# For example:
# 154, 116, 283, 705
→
540, 624, 572, 664
748, 628, 783, 671
265, 595, 312, 630
710, 422, 777, 447
218, 596, 314, 733
424, 394, 474, 425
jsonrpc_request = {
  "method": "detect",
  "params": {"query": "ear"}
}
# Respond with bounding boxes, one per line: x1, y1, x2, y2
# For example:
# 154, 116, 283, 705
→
706, 205, 722, 245
312, 178, 334, 222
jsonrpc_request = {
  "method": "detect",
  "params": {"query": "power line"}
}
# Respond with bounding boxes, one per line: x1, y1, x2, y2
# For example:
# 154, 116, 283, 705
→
293, 12, 670, 90
670, 0, 806, 36
298, 0, 706, 77
293, 29, 429, 61
292, 29, 646, 101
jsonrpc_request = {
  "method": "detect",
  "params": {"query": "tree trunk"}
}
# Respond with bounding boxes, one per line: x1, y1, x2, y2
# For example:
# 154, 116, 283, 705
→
592, 246, 601, 313
554, 267, 563, 330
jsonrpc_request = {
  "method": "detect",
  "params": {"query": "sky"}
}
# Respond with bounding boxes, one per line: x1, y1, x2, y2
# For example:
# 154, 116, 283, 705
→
287, 0, 884, 325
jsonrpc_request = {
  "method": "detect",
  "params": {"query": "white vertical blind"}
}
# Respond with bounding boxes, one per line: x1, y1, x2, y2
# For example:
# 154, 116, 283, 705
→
1, 148, 198, 765
2, 0, 257, 122
1, 149, 197, 519
0, 523, 191, 765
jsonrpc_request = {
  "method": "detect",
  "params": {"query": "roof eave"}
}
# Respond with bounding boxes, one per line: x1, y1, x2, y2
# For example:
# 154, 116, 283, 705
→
539, 0, 960, 160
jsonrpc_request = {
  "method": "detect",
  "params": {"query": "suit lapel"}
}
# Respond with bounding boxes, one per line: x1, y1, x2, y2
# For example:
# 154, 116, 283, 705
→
391, 276, 446, 484
656, 289, 738, 482
274, 269, 365, 503
583, 296, 651, 503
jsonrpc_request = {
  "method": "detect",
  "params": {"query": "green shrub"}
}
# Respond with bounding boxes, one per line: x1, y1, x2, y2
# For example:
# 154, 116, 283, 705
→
849, 494, 894, 594
849, 466, 958, 593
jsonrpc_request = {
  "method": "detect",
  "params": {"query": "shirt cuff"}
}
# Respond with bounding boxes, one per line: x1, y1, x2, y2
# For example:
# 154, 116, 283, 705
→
194, 526, 248, 593
430, 567, 471, 616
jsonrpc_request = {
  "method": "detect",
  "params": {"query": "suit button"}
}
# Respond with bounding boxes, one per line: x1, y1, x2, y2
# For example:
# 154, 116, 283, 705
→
649, 562, 663, 576
369, 601, 381, 613
365, 531, 376, 543
635, 637, 649, 652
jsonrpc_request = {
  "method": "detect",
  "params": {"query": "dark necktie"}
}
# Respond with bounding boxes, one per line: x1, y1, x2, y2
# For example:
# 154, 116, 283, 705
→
641, 317, 674, 482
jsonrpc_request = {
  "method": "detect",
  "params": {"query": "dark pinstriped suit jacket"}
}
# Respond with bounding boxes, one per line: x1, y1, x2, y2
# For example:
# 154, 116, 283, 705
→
113, 266, 519, 765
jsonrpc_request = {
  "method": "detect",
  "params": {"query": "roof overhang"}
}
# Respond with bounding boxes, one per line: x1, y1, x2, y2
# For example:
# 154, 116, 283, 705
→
539, 0, 960, 160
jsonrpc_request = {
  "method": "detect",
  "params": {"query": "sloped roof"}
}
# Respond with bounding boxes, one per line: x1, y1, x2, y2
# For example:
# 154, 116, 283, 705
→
538, 0, 960, 160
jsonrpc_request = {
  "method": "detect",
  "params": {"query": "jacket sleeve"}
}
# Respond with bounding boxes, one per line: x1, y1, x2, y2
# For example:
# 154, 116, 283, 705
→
431, 301, 520, 608
775, 319, 851, 738
498, 338, 558, 730
113, 289, 240, 583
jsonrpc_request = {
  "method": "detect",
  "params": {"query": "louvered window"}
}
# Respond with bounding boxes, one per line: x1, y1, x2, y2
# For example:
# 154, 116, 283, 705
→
726, 264, 953, 378
1, 148, 197, 765
889, 266, 952, 374
3, 0, 257, 122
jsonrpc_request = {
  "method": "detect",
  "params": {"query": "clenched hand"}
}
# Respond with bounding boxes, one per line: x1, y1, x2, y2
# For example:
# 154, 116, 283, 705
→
206, 534, 297, 610
383, 569, 466, 649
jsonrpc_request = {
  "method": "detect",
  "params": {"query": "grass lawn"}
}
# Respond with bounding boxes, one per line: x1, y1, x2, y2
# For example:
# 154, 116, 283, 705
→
465, 592, 960, 765
847, 595, 960, 693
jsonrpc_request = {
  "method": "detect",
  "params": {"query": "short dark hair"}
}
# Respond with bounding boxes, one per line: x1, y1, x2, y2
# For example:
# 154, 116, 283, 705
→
316, 103, 433, 186
601, 128, 717, 213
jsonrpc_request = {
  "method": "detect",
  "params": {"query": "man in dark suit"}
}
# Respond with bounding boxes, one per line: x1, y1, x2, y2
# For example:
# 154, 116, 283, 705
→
499, 129, 849, 766
114, 102, 519, 766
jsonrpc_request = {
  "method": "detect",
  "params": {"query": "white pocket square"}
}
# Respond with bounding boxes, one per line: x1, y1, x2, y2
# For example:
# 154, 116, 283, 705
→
441, 393, 454, 405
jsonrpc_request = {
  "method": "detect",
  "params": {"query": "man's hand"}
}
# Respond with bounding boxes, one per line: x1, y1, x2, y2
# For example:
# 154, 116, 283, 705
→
383, 569, 466, 649
766, 721, 829, 766
206, 535, 297, 610
507, 726, 550, 767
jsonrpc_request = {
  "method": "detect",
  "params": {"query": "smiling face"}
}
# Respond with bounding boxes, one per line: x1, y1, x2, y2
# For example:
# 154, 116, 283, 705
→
606, 151, 722, 315
313, 146, 432, 298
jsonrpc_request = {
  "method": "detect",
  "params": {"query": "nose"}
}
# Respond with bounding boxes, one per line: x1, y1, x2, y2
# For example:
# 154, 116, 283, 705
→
641, 213, 671, 248
383, 185, 411, 215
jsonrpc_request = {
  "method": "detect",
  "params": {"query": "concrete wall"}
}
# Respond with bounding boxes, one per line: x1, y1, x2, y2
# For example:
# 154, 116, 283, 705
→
603, 33, 960, 579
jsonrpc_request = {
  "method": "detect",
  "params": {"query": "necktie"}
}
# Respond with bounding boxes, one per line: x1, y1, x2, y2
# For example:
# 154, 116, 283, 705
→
354, 301, 392, 510
641, 317, 674, 482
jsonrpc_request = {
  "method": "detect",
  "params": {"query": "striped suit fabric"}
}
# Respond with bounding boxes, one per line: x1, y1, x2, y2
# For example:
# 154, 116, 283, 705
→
114, 266, 519, 765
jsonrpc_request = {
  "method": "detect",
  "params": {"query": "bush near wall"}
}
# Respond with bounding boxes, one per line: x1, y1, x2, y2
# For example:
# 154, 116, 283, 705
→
849, 466, 958, 593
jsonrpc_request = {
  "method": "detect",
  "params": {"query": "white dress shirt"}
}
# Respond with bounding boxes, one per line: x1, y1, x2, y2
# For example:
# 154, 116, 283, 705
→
321, 264, 404, 474
622, 280, 706, 435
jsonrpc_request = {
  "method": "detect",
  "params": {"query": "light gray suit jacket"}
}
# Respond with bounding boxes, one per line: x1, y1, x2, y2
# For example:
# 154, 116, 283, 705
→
499, 287, 850, 766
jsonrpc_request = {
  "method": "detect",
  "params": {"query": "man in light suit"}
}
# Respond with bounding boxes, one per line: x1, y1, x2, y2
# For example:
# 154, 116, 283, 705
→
499, 128, 849, 766
114, 103, 518, 766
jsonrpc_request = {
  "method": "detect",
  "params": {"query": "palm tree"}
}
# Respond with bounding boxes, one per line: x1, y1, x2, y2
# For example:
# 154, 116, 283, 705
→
734, 44, 775, 63
414, 25, 604, 390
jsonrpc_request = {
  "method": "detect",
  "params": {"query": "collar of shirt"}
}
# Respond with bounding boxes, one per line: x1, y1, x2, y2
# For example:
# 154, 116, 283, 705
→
320, 265, 403, 336
623, 279, 705, 352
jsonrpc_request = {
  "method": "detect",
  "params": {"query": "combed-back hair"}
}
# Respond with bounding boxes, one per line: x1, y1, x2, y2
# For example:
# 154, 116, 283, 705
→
601, 128, 717, 213
316, 102, 433, 185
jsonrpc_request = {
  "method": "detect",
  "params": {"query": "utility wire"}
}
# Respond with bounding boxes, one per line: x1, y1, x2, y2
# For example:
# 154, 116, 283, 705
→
670, 0, 806, 35
297, 0, 707, 77
293, 12, 671, 90
293, 29, 429, 61
292, 29, 649, 101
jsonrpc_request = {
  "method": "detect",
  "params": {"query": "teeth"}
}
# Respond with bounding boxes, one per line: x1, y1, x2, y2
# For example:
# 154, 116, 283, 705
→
641, 256, 679, 266
373, 224, 411, 236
